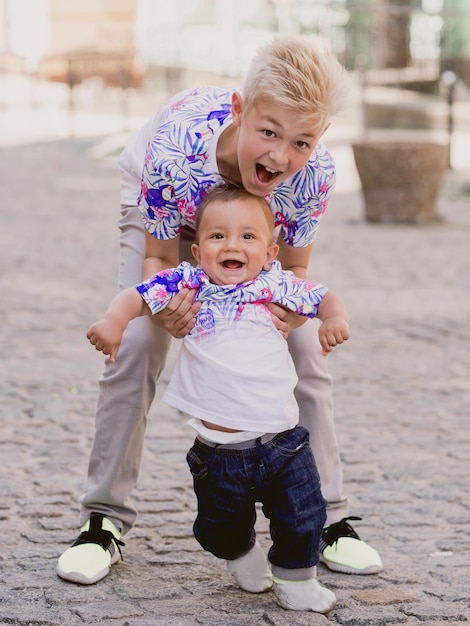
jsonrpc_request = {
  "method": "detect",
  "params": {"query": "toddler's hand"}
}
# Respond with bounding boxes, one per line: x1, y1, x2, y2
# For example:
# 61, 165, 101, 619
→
265, 303, 307, 339
87, 318, 124, 364
150, 288, 201, 338
318, 317, 350, 355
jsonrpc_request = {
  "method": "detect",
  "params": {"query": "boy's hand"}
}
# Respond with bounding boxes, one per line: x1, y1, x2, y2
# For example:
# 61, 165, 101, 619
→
318, 317, 350, 355
87, 318, 125, 364
149, 287, 201, 338
265, 302, 308, 339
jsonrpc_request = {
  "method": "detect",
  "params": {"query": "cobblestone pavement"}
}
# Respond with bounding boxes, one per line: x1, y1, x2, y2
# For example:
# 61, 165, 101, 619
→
1, 97, 470, 625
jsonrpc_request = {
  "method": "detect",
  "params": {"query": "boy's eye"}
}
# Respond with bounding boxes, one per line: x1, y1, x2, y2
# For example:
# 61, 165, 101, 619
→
263, 129, 275, 138
210, 233, 224, 239
295, 140, 310, 149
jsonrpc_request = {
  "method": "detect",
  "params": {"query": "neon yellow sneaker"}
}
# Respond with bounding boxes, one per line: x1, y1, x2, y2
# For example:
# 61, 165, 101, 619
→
320, 516, 383, 575
57, 513, 124, 585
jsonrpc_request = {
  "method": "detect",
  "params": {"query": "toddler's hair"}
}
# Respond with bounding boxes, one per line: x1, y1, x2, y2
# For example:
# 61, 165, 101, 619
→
243, 34, 350, 132
195, 184, 275, 240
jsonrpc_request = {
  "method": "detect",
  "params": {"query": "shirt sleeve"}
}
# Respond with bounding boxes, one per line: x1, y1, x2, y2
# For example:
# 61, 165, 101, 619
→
139, 134, 181, 240
276, 270, 329, 317
136, 262, 206, 315
242, 261, 329, 317
138, 87, 231, 240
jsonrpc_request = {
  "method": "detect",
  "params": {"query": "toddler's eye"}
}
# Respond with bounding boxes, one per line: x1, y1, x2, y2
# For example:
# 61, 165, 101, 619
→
243, 233, 255, 240
210, 233, 224, 239
263, 129, 275, 138
295, 140, 309, 149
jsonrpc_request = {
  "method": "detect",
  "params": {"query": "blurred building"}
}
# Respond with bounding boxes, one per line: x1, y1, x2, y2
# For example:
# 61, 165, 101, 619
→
47, 0, 136, 55
1, 0, 470, 86
1, 0, 140, 86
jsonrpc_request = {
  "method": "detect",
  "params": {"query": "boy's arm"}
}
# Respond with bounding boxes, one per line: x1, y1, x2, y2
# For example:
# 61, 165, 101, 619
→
142, 229, 180, 278
265, 240, 313, 338
87, 287, 147, 364
276, 239, 313, 280
316, 290, 350, 355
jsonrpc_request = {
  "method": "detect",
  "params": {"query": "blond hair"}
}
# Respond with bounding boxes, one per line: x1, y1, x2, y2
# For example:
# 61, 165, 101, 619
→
242, 35, 350, 132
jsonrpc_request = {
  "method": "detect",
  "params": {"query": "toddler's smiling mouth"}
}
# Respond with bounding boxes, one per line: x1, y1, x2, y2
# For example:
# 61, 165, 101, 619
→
222, 260, 243, 269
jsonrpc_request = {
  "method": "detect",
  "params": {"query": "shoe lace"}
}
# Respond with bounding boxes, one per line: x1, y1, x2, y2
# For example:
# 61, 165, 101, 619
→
321, 516, 362, 548
72, 513, 125, 560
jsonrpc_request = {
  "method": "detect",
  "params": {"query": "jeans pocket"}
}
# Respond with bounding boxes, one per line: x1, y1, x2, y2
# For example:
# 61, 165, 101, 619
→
186, 447, 210, 480
275, 426, 310, 459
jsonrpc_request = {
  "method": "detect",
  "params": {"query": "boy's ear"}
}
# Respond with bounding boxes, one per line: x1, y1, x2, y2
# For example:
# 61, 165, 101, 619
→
263, 243, 279, 270
191, 243, 201, 264
231, 92, 243, 127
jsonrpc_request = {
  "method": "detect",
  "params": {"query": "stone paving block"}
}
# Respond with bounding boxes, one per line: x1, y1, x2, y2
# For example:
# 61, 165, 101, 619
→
74, 600, 145, 622
352, 587, 420, 605
399, 602, 469, 622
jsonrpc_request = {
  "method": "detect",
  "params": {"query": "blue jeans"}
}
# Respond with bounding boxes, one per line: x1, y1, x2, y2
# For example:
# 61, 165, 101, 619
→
186, 425, 326, 571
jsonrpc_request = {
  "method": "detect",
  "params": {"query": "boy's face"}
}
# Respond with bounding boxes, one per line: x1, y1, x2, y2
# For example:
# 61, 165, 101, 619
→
231, 93, 328, 196
191, 198, 279, 286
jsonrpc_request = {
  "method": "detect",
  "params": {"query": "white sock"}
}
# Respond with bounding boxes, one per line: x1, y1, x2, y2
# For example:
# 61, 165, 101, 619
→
226, 541, 272, 593
273, 576, 336, 613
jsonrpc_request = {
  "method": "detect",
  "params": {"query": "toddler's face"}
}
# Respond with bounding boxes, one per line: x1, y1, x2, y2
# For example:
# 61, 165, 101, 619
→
191, 197, 278, 286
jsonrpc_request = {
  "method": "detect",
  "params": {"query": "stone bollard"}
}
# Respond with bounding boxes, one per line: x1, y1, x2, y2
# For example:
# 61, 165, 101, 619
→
352, 141, 449, 224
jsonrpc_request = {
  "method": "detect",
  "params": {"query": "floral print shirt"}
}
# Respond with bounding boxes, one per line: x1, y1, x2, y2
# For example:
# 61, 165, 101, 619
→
139, 86, 336, 248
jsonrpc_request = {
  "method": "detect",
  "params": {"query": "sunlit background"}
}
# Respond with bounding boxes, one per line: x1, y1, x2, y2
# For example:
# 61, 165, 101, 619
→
0, 0, 469, 169
3, 0, 470, 73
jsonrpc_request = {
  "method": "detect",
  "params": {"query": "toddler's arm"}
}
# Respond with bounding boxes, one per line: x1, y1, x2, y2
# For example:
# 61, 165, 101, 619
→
87, 288, 147, 363
316, 291, 350, 355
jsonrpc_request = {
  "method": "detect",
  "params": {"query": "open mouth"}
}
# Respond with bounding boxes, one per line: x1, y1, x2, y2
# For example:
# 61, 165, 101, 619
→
256, 164, 280, 184
222, 260, 243, 269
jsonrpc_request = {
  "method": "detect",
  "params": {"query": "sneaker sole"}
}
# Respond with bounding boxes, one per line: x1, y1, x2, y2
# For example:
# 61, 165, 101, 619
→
320, 554, 383, 575
56, 545, 121, 585
56, 564, 110, 585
